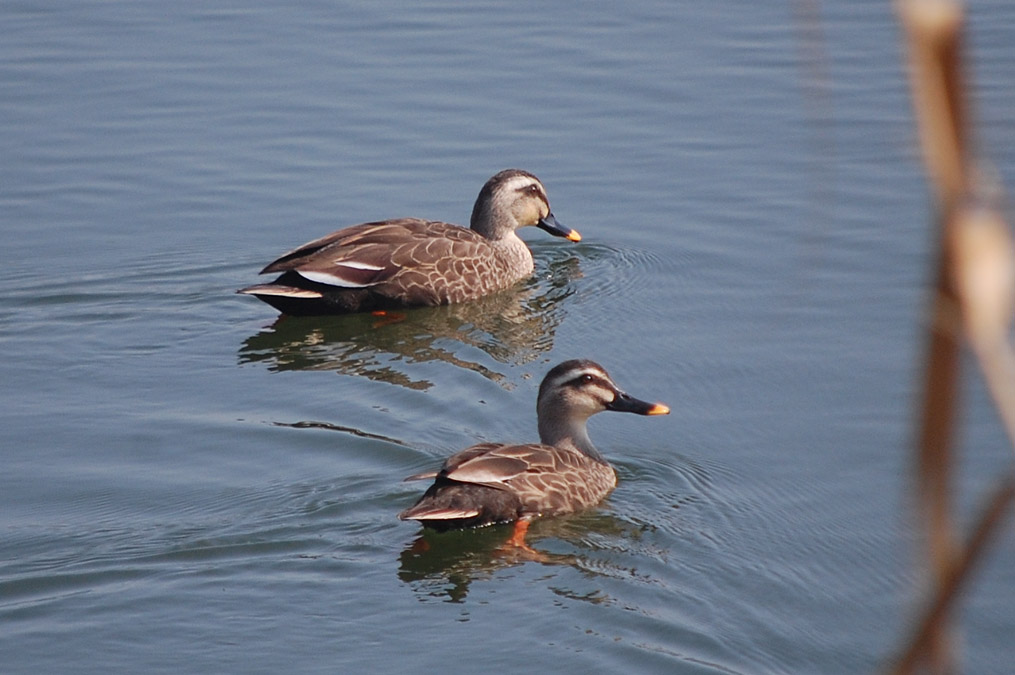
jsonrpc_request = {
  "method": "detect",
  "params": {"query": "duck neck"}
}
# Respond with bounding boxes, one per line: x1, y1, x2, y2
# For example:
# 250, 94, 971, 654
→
470, 201, 506, 240
538, 415, 605, 462
488, 233, 534, 274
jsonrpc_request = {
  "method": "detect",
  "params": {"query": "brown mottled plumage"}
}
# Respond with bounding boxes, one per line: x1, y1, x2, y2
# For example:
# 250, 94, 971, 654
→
398, 360, 670, 532
238, 169, 580, 316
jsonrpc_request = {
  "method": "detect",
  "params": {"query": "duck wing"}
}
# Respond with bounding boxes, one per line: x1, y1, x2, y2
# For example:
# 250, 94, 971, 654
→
437, 442, 562, 489
398, 443, 563, 526
259, 219, 491, 293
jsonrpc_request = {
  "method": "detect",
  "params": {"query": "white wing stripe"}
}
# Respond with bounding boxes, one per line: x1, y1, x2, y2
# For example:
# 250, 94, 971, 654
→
297, 270, 377, 288
334, 260, 385, 271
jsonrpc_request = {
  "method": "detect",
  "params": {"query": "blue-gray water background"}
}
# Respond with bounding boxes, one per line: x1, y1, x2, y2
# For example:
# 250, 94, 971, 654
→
2, 1, 1014, 673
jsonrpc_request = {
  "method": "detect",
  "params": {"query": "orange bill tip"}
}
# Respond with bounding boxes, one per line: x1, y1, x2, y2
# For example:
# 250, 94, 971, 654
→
566, 229, 582, 242
647, 403, 670, 416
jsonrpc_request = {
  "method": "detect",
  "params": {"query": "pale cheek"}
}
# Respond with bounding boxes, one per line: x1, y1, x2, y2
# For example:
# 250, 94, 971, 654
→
518, 203, 543, 225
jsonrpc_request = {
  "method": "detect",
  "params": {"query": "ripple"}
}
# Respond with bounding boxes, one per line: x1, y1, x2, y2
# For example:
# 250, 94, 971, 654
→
535, 240, 675, 307
0, 467, 404, 619
0, 251, 248, 340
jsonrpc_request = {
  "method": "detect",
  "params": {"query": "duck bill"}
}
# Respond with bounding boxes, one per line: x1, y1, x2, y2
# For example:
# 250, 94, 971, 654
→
608, 391, 670, 416
537, 213, 582, 242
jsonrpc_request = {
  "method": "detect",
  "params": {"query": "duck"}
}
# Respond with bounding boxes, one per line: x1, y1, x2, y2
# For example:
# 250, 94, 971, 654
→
398, 359, 669, 545
238, 169, 581, 316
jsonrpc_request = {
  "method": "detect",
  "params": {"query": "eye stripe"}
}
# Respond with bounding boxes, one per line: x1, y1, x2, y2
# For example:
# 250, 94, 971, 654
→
543, 367, 610, 393
568, 374, 600, 388
509, 179, 548, 204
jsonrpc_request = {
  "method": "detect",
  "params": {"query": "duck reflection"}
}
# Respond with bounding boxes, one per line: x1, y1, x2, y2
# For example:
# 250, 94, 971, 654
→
238, 250, 581, 390
396, 511, 639, 603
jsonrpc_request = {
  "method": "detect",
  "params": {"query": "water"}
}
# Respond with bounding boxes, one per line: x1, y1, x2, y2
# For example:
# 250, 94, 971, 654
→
2, 1, 1014, 673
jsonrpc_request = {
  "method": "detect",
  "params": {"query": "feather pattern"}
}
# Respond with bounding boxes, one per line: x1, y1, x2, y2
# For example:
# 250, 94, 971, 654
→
398, 360, 669, 531
238, 170, 580, 316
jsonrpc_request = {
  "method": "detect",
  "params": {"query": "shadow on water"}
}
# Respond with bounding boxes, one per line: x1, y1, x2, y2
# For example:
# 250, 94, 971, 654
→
237, 249, 583, 390
396, 511, 646, 603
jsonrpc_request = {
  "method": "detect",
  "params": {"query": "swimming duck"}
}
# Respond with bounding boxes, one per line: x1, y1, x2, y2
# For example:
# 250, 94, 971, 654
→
238, 169, 580, 316
399, 360, 669, 544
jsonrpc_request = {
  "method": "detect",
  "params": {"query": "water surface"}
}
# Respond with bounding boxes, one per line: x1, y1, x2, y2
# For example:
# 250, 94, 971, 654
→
2, 1, 1014, 673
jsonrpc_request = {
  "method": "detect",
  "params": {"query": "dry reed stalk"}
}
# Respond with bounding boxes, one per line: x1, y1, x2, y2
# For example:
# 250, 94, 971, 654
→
892, 1, 1015, 673
890, 478, 1015, 673
898, 0, 968, 206
950, 199, 1015, 448
897, 1, 969, 670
